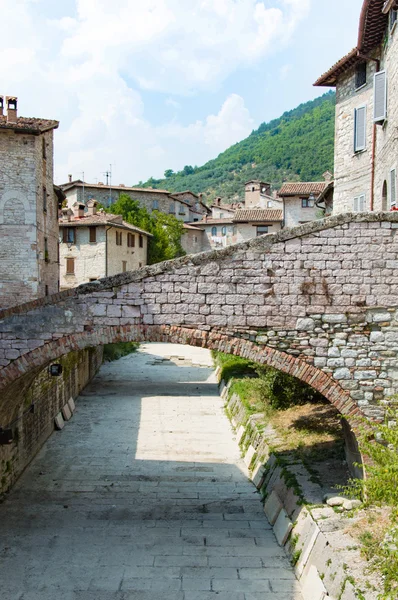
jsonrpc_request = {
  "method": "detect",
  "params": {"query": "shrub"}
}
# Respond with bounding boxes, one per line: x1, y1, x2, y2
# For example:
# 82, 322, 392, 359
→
103, 342, 139, 362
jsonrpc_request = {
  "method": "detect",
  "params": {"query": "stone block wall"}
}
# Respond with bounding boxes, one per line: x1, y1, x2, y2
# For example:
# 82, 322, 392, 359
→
0, 346, 103, 494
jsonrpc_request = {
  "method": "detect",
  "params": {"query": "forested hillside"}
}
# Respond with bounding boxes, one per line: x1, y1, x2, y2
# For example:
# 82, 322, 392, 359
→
137, 91, 335, 202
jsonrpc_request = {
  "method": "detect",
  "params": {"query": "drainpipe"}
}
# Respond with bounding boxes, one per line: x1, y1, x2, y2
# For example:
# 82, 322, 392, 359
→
357, 53, 381, 212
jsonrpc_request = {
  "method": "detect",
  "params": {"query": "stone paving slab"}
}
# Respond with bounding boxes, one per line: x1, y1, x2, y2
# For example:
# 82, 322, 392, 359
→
0, 343, 303, 600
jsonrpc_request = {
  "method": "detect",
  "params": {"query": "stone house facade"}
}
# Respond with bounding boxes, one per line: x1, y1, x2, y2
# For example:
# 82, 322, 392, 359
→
60, 179, 209, 224
244, 180, 282, 210
278, 175, 334, 228
59, 200, 151, 290
315, 0, 398, 215
0, 96, 61, 310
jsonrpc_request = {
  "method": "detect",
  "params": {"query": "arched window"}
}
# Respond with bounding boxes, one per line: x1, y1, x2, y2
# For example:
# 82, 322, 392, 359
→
221, 226, 226, 236
211, 226, 217, 236
382, 180, 388, 211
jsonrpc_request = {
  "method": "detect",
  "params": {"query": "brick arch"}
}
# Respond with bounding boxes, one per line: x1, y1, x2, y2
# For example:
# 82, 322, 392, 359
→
0, 324, 366, 434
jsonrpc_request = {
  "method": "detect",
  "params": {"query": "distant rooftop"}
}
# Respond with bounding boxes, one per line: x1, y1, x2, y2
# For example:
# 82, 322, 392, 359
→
278, 182, 329, 198
233, 209, 283, 223
59, 212, 152, 236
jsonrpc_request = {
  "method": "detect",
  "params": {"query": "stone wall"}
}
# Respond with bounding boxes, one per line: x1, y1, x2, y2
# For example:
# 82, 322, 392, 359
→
235, 222, 281, 242
0, 346, 103, 494
283, 196, 319, 228
2, 214, 398, 425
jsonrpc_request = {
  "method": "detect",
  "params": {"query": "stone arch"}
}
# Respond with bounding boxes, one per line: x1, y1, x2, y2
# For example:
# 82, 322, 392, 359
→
382, 180, 388, 211
0, 324, 366, 435
0, 190, 32, 225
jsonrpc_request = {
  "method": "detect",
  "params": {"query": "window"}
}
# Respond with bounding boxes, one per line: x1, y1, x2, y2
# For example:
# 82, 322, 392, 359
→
374, 71, 387, 123
45, 285, 49, 296
211, 226, 217, 236
42, 137, 46, 160
139, 235, 143, 248
220, 213, 224, 218
301, 197, 314, 208
252, 187, 255, 192
116, 231, 123, 246
66, 258, 75, 274
355, 62, 367, 89
267, 201, 273, 208
122, 261, 127, 273
354, 106, 367, 152
382, 180, 388, 211
43, 187, 47, 212
152, 199, 159, 210
353, 194, 365, 212
257, 225, 269, 236
221, 226, 226, 236
127, 233, 135, 247
44, 237, 49, 262
63, 227, 75, 244
139, 262, 142, 268
89, 227, 96, 243
391, 169, 396, 208
169, 201, 175, 214
390, 7, 397, 32
194, 236, 198, 243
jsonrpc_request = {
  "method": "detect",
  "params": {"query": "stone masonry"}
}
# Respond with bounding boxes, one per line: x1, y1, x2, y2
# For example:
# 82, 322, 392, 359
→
2, 213, 398, 430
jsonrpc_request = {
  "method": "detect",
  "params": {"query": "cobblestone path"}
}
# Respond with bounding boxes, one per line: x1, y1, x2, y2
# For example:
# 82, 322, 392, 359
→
0, 343, 303, 600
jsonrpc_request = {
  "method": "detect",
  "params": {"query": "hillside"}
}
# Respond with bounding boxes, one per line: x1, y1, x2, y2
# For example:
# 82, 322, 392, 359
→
136, 91, 336, 202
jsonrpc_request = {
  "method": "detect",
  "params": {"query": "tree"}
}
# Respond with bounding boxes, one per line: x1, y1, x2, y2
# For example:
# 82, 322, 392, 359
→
164, 169, 174, 178
107, 194, 185, 265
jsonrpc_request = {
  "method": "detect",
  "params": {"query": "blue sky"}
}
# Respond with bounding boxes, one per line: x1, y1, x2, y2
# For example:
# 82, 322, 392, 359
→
0, 0, 363, 185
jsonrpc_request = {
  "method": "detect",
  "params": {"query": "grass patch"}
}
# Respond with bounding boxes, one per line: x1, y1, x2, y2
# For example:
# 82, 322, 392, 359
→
103, 342, 139, 362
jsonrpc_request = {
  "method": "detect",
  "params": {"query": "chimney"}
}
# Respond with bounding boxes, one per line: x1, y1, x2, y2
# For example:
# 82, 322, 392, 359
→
215, 197, 222, 207
73, 202, 85, 218
260, 182, 272, 197
323, 170, 333, 182
68, 174, 72, 183
0, 96, 4, 117
6, 96, 17, 123
87, 199, 98, 216
61, 208, 73, 223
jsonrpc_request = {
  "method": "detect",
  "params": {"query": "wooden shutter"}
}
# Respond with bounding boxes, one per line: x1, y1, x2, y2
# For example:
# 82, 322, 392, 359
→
374, 71, 387, 123
391, 169, 397, 207
139, 235, 143, 248
89, 227, 96, 243
354, 107, 366, 151
66, 258, 75, 274
63, 228, 68, 243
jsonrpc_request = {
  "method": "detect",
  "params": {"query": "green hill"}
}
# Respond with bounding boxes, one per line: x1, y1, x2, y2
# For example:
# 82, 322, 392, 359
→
137, 91, 336, 202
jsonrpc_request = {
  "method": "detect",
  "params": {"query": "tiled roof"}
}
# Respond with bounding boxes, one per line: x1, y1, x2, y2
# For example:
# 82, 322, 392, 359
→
170, 190, 199, 198
211, 203, 236, 211
192, 218, 234, 226
315, 1, 388, 87
0, 116, 59, 133
278, 182, 329, 197
183, 223, 204, 230
59, 212, 152, 236
233, 209, 283, 223
60, 181, 171, 194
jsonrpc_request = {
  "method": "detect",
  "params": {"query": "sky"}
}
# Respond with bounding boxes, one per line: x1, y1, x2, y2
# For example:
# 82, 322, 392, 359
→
0, 0, 364, 186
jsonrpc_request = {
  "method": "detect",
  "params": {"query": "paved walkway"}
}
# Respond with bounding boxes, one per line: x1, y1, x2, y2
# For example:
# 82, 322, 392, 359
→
0, 343, 303, 600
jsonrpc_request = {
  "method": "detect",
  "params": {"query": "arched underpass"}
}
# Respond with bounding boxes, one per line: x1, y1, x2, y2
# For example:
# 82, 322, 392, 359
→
0, 342, 308, 600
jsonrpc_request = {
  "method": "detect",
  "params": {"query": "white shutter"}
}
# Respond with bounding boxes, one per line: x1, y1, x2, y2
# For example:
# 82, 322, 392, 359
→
391, 169, 397, 207
353, 197, 359, 212
374, 71, 387, 123
354, 107, 366, 152
353, 195, 365, 212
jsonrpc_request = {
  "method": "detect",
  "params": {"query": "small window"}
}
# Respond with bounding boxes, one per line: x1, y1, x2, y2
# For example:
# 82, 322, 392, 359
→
194, 236, 198, 243
66, 258, 75, 274
152, 199, 159, 210
354, 106, 367, 152
267, 201, 273, 208
169, 202, 175, 214
390, 169, 396, 208
116, 231, 123, 246
257, 225, 269, 236
45, 285, 49, 296
353, 194, 365, 212
122, 261, 127, 273
42, 137, 46, 160
139, 235, 143, 248
374, 71, 387, 123
355, 62, 367, 89
139, 262, 142, 268
44, 237, 49, 263
63, 227, 75, 244
89, 227, 96, 243
382, 180, 388, 211
220, 213, 224, 218
252, 187, 255, 192
43, 187, 47, 212
390, 8, 397, 32
301, 197, 314, 208
211, 226, 217, 236
221, 226, 226, 236
127, 233, 135, 247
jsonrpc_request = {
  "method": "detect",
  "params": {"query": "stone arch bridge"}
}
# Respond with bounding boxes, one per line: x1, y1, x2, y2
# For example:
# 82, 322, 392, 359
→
1, 212, 398, 432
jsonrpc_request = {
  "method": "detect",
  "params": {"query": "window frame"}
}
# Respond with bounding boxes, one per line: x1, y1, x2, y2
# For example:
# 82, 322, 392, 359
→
301, 197, 314, 208
390, 7, 398, 33
353, 193, 366, 213
89, 226, 97, 243
390, 168, 397, 208
63, 227, 76, 245
355, 62, 367, 90
122, 260, 127, 273
66, 257, 75, 275
211, 226, 217, 237
256, 225, 269, 236
127, 232, 135, 248
116, 231, 123, 246
354, 105, 367, 152
139, 235, 143, 248
373, 71, 387, 124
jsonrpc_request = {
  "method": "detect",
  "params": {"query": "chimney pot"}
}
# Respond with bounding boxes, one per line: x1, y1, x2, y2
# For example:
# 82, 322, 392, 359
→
73, 202, 85, 218
87, 199, 98, 216
61, 208, 73, 223
68, 174, 72, 183
6, 96, 17, 123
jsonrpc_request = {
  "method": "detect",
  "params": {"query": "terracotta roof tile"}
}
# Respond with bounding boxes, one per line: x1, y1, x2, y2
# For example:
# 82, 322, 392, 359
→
278, 182, 328, 197
0, 116, 59, 133
314, 48, 360, 87
59, 212, 152, 236
233, 209, 283, 223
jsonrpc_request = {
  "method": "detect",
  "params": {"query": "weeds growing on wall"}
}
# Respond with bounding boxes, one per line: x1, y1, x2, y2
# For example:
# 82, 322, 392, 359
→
103, 342, 139, 362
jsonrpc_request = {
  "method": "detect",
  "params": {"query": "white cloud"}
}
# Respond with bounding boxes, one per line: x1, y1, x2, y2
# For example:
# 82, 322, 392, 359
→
0, 0, 310, 183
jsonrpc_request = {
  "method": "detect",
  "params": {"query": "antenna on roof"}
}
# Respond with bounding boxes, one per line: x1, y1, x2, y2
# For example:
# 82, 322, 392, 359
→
102, 164, 113, 207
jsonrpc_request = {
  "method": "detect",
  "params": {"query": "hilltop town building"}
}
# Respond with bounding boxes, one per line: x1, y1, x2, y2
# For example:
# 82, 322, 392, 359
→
278, 173, 334, 228
59, 200, 151, 289
60, 178, 210, 223
0, 96, 61, 310
315, 0, 398, 214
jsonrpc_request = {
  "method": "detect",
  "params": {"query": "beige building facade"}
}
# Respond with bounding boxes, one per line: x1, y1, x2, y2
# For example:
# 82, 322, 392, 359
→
0, 96, 60, 309
315, 0, 398, 215
278, 177, 333, 228
59, 201, 151, 290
